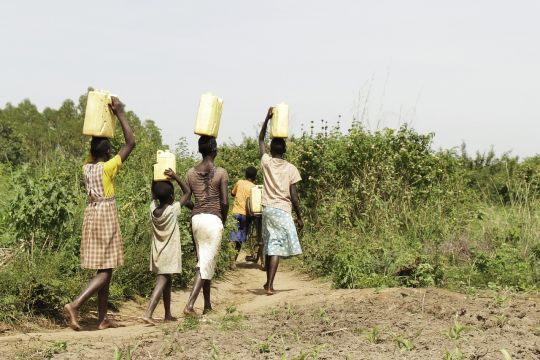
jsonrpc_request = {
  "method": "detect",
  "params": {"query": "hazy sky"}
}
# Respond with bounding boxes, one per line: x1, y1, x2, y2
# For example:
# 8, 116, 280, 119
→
1, 1, 539, 156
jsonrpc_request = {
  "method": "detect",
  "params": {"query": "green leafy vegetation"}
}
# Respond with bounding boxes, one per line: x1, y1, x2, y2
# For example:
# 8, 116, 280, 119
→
447, 320, 465, 340
442, 348, 465, 360
365, 327, 381, 344
0, 89, 235, 324
219, 305, 247, 331
177, 316, 200, 332
0, 91, 538, 325
394, 335, 415, 351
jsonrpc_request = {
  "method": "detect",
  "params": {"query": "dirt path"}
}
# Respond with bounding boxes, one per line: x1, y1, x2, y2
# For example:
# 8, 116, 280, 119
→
1, 257, 539, 359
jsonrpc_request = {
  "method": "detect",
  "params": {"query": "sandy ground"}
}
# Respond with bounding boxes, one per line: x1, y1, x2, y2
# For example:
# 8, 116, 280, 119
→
0, 257, 539, 359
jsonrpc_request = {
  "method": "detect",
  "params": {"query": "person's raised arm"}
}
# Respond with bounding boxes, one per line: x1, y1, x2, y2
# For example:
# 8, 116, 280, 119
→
180, 187, 193, 210
165, 168, 193, 209
290, 184, 304, 230
258, 107, 273, 156
219, 173, 230, 225
110, 97, 136, 162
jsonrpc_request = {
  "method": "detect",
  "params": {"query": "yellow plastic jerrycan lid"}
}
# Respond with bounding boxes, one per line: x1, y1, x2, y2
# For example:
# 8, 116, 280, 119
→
195, 92, 223, 138
153, 150, 176, 181
271, 102, 289, 139
83, 89, 117, 138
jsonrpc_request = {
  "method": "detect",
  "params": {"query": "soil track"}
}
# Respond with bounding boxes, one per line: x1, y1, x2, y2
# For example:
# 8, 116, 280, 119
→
1, 256, 539, 359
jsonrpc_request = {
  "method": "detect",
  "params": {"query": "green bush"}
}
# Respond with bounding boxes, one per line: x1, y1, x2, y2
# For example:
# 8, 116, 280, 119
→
0, 93, 236, 324
1, 92, 538, 326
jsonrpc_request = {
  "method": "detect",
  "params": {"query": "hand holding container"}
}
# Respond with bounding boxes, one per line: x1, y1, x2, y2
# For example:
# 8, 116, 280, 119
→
271, 102, 289, 138
153, 150, 176, 181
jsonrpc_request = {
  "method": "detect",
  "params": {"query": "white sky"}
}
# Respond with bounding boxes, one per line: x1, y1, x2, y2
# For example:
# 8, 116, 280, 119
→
1, 1, 539, 157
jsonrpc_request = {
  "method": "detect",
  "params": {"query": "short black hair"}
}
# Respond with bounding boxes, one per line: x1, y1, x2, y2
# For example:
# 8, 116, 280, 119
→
245, 166, 257, 180
153, 181, 174, 203
270, 138, 286, 156
198, 135, 218, 157
90, 137, 111, 159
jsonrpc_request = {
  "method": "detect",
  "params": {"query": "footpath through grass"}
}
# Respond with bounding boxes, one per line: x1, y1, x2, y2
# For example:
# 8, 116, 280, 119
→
0, 93, 538, 326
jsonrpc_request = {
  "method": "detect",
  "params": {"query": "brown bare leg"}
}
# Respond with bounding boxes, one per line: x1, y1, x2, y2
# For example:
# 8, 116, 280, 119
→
143, 274, 169, 325
184, 270, 204, 316
65, 269, 112, 330
163, 275, 175, 321
202, 280, 212, 314
97, 269, 113, 330
265, 256, 279, 295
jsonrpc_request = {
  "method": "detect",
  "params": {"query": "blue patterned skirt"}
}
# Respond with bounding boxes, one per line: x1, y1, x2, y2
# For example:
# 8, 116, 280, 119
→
262, 207, 302, 257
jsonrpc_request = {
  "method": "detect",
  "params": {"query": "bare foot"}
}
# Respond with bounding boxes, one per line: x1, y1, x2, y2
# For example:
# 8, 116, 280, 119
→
263, 283, 268, 290
64, 304, 81, 331
183, 308, 197, 317
266, 287, 276, 296
203, 307, 213, 315
164, 316, 177, 322
97, 319, 111, 330
142, 317, 158, 326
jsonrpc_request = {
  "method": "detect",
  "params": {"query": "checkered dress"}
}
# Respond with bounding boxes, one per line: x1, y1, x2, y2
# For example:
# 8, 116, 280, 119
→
80, 162, 124, 269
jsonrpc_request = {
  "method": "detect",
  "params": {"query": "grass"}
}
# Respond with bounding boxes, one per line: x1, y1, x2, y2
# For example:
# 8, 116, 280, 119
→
177, 316, 200, 332
494, 314, 508, 328
317, 307, 330, 324
286, 304, 299, 319
281, 346, 324, 360
394, 335, 415, 351
270, 307, 280, 318
11, 340, 68, 360
219, 306, 247, 331
257, 340, 271, 354
365, 327, 381, 344
114, 342, 140, 360
442, 348, 465, 360
447, 320, 465, 340
209, 343, 223, 360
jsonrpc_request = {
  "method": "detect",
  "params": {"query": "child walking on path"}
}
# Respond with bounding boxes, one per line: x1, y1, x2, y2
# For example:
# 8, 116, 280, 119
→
183, 136, 229, 315
229, 166, 257, 259
64, 97, 136, 330
142, 169, 192, 326
258, 107, 303, 295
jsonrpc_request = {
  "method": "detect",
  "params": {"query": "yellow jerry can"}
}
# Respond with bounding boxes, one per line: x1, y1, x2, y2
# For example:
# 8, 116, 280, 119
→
83, 89, 116, 138
250, 185, 263, 214
194, 92, 223, 138
271, 102, 289, 138
153, 150, 176, 181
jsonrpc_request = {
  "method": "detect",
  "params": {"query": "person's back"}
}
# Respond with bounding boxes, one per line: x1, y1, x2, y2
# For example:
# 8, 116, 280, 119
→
149, 197, 181, 274
260, 153, 301, 212
258, 108, 303, 296
231, 179, 256, 215
229, 166, 257, 259
186, 165, 228, 220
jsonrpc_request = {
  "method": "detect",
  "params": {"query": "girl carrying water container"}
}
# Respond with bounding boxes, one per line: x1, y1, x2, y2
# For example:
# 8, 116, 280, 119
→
142, 169, 192, 326
64, 97, 135, 330
258, 107, 303, 295
183, 136, 229, 315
